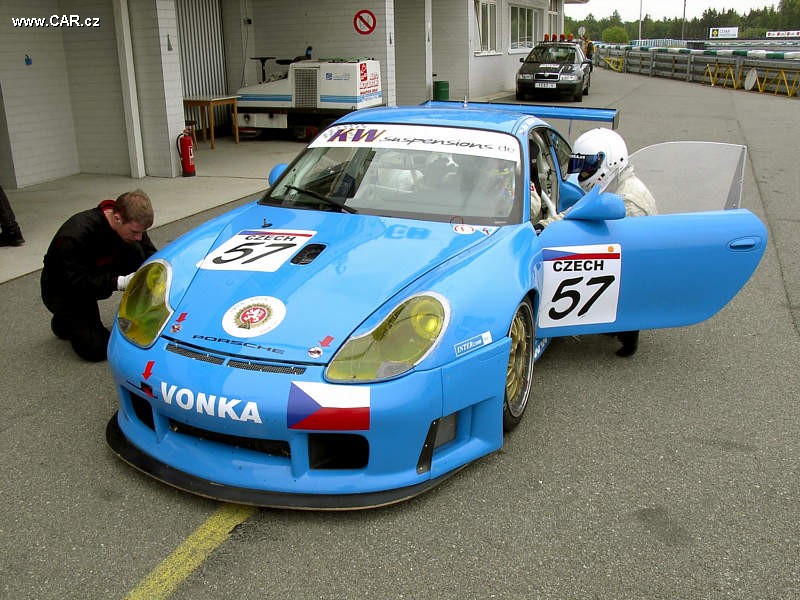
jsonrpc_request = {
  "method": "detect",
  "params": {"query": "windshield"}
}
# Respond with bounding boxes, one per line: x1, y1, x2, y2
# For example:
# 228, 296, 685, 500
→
262, 123, 523, 226
525, 45, 577, 63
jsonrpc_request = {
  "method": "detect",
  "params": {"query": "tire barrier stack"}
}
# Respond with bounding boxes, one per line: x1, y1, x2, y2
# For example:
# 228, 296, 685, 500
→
595, 43, 800, 98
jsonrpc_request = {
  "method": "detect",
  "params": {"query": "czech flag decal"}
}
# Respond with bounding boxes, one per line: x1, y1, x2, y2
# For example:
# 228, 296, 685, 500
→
287, 382, 370, 430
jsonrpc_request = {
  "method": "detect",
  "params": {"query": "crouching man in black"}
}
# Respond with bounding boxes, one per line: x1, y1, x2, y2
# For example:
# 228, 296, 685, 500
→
41, 189, 157, 361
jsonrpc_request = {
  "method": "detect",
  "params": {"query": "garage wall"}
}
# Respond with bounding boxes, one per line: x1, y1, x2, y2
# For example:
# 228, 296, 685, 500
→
0, 0, 80, 188
129, 0, 183, 177
0, 0, 183, 186
249, 0, 397, 106
0, 84, 13, 186
432, 0, 468, 101
394, 0, 430, 105
221, 1, 256, 93
62, 0, 129, 176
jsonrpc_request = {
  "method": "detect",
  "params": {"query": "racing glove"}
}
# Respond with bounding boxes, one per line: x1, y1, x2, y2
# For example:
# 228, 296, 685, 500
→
535, 211, 564, 230
117, 273, 135, 291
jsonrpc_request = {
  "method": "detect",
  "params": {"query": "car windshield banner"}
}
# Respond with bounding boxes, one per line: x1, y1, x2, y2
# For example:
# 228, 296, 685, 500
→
311, 124, 520, 162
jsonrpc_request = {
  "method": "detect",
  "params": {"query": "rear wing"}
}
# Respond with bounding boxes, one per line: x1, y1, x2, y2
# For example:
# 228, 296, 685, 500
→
420, 100, 619, 135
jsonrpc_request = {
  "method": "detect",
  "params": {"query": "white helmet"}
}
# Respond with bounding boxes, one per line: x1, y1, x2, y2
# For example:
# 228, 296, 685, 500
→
568, 128, 629, 191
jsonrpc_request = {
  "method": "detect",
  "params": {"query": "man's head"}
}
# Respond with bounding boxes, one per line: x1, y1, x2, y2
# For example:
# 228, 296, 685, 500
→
111, 189, 154, 243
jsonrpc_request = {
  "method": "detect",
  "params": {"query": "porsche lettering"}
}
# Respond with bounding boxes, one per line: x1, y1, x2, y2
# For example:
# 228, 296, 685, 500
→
191, 335, 284, 354
160, 382, 262, 423
552, 260, 605, 272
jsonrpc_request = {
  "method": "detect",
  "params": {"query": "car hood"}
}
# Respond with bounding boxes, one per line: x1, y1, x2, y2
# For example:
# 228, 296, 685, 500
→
518, 61, 568, 74
163, 204, 499, 363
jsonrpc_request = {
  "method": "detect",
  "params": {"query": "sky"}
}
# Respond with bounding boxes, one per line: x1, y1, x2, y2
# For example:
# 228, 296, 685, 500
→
565, 1, 780, 23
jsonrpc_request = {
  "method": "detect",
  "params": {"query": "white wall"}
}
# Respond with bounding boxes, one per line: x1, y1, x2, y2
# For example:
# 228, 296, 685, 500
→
0, 83, 14, 186
0, 0, 80, 188
129, 0, 183, 178
394, 0, 430, 105
62, 0, 129, 175
432, 0, 468, 100
222, 1, 256, 92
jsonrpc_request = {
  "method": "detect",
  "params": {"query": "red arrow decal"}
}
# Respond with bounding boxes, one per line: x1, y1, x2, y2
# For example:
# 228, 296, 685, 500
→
142, 360, 154, 380
320, 335, 334, 348
176, 312, 188, 323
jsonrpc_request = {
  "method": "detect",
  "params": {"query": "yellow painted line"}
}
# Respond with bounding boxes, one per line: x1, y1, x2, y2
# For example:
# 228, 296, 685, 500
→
125, 503, 256, 600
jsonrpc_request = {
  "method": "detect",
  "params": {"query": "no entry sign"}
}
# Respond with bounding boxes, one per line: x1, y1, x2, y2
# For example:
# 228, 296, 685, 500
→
354, 9, 376, 35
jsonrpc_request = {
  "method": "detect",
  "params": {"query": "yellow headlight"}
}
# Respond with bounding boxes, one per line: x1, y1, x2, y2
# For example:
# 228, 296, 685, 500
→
326, 294, 448, 382
118, 261, 172, 347
409, 296, 444, 341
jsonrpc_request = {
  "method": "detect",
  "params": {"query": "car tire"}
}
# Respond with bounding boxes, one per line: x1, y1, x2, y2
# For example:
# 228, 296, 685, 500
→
515, 91, 525, 101
503, 297, 535, 432
574, 85, 583, 102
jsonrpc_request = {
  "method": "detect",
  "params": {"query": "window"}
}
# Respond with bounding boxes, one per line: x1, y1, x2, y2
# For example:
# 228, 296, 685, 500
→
475, 1, 497, 52
548, 130, 573, 181
510, 6, 535, 50
529, 129, 558, 210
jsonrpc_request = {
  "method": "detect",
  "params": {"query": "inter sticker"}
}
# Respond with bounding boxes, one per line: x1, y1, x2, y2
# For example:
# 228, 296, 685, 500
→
454, 331, 493, 357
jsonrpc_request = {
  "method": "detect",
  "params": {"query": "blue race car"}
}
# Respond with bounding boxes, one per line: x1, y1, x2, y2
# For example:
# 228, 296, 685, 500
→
106, 101, 766, 509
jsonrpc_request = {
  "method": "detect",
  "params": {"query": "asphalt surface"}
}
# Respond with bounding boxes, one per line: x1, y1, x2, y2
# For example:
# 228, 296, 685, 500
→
1, 69, 798, 600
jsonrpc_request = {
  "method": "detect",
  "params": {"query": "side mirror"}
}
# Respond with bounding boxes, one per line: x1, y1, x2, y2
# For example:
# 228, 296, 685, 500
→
268, 163, 288, 186
563, 185, 626, 221
520, 57, 525, 62
557, 178, 584, 211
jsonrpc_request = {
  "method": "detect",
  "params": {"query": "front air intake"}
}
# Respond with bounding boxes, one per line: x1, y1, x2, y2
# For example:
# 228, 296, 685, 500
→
293, 68, 318, 107
291, 243, 326, 265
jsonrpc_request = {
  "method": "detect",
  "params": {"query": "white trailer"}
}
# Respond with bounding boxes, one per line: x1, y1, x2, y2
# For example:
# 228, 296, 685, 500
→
237, 59, 382, 139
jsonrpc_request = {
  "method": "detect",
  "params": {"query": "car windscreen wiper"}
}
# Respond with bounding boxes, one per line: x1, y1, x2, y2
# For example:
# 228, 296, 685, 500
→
285, 185, 358, 214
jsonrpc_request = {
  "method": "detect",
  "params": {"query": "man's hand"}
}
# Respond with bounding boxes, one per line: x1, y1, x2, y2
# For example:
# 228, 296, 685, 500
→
117, 273, 135, 291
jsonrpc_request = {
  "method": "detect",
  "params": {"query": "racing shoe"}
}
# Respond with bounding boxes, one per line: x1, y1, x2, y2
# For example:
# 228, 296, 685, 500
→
615, 331, 639, 357
0, 226, 25, 247
51, 315, 72, 341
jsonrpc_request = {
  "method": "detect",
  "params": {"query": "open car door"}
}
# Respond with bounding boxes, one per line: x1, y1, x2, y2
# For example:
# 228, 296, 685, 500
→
535, 142, 767, 337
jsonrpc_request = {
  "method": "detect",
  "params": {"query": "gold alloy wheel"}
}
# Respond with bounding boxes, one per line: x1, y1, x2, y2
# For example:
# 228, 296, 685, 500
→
504, 299, 534, 429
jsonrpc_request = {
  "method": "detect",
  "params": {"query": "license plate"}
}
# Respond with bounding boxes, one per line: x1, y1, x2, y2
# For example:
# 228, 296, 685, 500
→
535, 82, 557, 89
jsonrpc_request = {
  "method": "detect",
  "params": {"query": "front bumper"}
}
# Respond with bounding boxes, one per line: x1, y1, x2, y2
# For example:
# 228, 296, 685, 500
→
106, 332, 510, 509
106, 415, 462, 509
516, 78, 580, 96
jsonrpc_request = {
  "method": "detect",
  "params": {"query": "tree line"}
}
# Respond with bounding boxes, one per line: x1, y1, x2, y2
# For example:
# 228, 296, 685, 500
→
566, 0, 800, 43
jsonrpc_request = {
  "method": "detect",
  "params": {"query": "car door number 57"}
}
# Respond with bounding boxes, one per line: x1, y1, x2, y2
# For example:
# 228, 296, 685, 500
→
539, 244, 622, 328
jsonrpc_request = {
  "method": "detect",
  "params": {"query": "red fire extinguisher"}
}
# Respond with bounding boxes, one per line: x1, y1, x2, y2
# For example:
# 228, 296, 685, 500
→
177, 129, 195, 177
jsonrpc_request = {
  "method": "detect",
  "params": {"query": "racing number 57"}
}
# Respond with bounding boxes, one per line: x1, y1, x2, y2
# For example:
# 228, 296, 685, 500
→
199, 230, 317, 272
211, 241, 294, 265
547, 275, 615, 320
539, 245, 622, 328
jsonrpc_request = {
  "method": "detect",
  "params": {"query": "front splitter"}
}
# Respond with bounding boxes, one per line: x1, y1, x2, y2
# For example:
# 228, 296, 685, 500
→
105, 412, 458, 510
